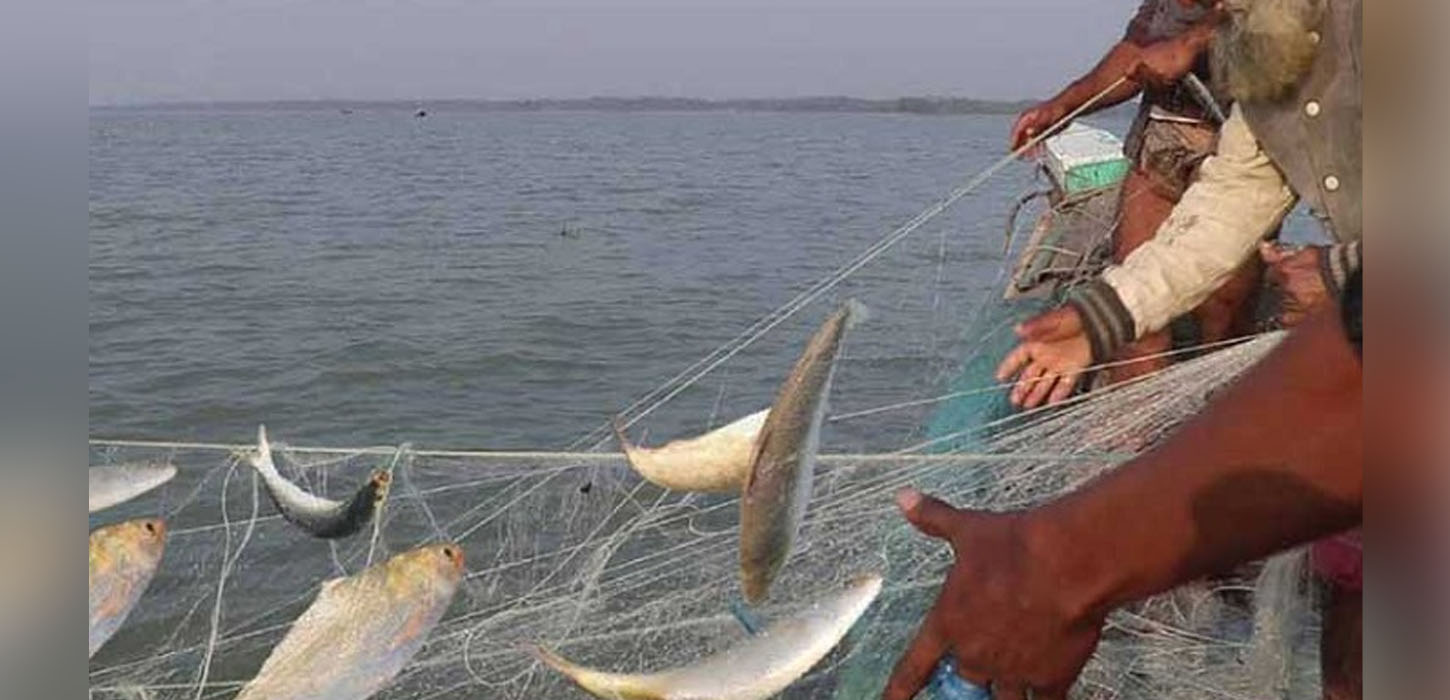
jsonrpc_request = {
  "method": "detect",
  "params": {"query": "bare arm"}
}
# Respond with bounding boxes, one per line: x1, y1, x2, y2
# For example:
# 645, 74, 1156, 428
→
1046, 40, 1145, 116
1010, 42, 1142, 150
1037, 305, 1361, 618
886, 301, 1362, 699
1011, 9, 1222, 150
1044, 0, 1224, 116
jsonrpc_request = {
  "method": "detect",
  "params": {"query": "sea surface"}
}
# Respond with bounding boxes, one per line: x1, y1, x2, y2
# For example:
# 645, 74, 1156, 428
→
92, 106, 1311, 452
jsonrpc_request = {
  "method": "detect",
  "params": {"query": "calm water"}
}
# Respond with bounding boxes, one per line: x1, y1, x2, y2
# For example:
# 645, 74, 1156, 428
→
90, 107, 1136, 450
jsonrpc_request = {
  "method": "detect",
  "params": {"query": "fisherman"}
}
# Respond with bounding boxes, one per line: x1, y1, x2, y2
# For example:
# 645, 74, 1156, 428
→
1002, 0, 1363, 651
997, 0, 1357, 408
883, 270, 1365, 700
910, 0, 1364, 696
997, 0, 1360, 409
1009, 0, 1263, 385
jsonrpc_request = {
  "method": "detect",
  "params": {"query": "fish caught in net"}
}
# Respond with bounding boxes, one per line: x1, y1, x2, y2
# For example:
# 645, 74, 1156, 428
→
88, 110, 1324, 698
87, 328, 1320, 699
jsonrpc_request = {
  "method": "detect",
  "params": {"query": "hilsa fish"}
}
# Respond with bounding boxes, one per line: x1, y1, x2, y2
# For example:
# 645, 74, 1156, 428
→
236, 543, 465, 700
248, 425, 391, 539
89, 518, 167, 657
535, 572, 882, 700
615, 409, 769, 492
740, 300, 866, 604
88, 463, 177, 513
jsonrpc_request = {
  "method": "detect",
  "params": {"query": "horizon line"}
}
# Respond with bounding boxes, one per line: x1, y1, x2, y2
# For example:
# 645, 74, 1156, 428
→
90, 93, 1055, 110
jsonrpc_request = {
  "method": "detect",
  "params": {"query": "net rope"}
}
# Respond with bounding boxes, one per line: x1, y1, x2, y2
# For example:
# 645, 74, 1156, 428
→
88, 331, 1320, 699
88, 77, 1321, 698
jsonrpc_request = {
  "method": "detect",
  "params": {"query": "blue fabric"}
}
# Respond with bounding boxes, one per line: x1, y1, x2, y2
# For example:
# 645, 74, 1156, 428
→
923, 296, 1054, 452
928, 658, 992, 700
832, 295, 1055, 698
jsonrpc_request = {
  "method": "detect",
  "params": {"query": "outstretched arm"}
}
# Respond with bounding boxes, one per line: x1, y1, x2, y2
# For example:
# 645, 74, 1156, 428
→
1010, 2, 1223, 150
1010, 41, 1143, 150
885, 301, 1362, 699
1037, 301, 1360, 614
996, 104, 1297, 409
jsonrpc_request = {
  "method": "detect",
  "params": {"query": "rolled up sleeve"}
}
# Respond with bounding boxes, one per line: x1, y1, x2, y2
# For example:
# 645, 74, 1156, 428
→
1101, 103, 1296, 340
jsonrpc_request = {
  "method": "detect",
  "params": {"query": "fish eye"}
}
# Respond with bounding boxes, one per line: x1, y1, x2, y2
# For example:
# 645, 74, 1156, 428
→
143, 521, 157, 534
442, 547, 455, 560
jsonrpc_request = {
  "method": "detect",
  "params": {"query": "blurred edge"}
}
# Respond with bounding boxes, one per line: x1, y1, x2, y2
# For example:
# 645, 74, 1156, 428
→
0, 0, 1429, 697
0, 0, 81, 697
1365, 0, 1450, 698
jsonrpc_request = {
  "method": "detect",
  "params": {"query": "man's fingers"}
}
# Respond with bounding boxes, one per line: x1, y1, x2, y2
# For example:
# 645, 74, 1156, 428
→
996, 343, 1032, 382
1258, 240, 1280, 261
1022, 372, 1058, 410
895, 487, 962, 541
882, 617, 949, 700
1010, 125, 1032, 152
1016, 126, 1037, 151
1259, 241, 1289, 266
1011, 362, 1046, 407
1048, 370, 1078, 405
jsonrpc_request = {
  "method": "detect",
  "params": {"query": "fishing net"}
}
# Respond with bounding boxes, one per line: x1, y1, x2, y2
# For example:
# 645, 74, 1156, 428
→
89, 109, 1322, 699
87, 325, 1321, 700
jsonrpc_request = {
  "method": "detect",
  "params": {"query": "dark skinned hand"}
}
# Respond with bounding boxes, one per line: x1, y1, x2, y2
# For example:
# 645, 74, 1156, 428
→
1259, 242, 1333, 328
995, 306, 1093, 409
1008, 100, 1068, 153
882, 488, 1105, 700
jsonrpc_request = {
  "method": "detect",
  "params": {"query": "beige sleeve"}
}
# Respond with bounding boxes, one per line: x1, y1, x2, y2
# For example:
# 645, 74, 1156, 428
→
1101, 104, 1297, 337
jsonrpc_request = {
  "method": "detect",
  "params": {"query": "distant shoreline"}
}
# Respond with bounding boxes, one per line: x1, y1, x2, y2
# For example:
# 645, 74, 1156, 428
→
91, 95, 1085, 116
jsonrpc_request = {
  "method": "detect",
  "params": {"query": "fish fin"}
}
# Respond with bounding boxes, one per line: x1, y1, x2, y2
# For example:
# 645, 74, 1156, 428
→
315, 576, 348, 604
612, 416, 637, 452
729, 599, 764, 636
531, 645, 662, 700
843, 298, 870, 328
250, 425, 271, 470
530, 645, 581, 676
742, 423, 773, 497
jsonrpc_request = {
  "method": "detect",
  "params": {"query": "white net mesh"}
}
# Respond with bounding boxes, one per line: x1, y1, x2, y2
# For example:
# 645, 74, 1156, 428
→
87, 330, 1320, 700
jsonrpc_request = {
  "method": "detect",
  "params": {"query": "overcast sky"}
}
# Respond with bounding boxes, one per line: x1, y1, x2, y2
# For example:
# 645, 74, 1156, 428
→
89, 0, 1130, 104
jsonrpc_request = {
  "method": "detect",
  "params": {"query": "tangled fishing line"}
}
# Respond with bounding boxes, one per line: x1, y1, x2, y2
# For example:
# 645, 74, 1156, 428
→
87, 330, 1321, 699
88, 79, 1321, 699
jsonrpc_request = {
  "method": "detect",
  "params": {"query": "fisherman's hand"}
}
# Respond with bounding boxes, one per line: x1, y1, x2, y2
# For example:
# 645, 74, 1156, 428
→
1260, 242, 1332, 327
883, 489, 1104, 700
1009, 101, 1068, 153
995, 306, 1092, 409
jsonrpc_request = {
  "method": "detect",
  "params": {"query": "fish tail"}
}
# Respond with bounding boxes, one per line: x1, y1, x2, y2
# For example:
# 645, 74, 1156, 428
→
843, 298, 870, 328
612, 416, 638, 453
741, 566, 772, 606
248, 424, 273, 471
531, 645, 661, 699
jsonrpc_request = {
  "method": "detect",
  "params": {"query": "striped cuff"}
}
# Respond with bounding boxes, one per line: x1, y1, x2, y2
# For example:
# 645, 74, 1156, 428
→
1340, 268, 1362, 358
1318, 241, 1361, 297
1067, 279, 1137, 364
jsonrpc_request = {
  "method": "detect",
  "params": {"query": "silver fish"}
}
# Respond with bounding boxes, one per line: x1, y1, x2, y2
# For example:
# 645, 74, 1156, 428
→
89, 518, 167, 657
535, 572, 882, 700
236, 543, 465, 700
248, 425, 390, 539
88, 463, 177, 513
615, 409, 768, 492
740, 301, 865, 604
